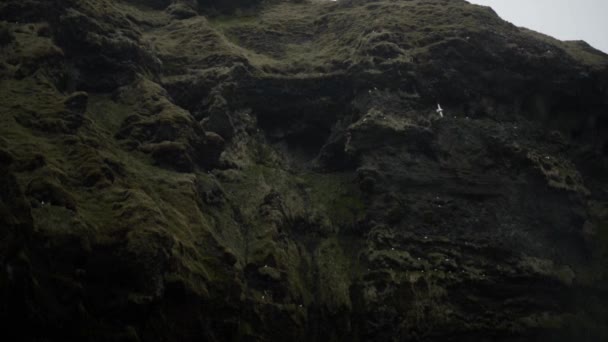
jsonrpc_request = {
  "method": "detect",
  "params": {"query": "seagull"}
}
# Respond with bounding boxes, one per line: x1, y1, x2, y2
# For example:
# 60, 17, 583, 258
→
436, 104, 444, 118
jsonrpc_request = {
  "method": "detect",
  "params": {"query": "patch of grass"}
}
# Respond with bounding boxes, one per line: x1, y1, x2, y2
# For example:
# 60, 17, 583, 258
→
87, 95, 133, 135
196, 0, 511, 74
315, 238, 352, 310
521, 28, 608, 68
208, 14, 259, 29
302, 172, 365, 227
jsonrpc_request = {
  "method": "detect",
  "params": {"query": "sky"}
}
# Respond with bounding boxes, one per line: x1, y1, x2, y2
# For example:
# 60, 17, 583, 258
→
467, 0, 608, 53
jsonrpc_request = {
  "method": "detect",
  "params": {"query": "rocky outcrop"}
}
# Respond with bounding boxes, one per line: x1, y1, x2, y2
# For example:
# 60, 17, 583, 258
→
1, 0, 607, 341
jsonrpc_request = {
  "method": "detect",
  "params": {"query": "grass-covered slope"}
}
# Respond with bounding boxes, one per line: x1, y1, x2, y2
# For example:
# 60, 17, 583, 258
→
1, 0, 608, 341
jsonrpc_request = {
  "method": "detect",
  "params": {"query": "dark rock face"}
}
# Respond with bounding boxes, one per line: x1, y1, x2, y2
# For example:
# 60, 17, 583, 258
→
125, 0, 172, 10
0, 22, 14, 46
1, 0, 608, 341
0, 158, 34, 341
196, 0, 264, 14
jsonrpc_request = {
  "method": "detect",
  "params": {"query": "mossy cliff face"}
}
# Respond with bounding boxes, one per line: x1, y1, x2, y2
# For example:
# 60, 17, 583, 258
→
1, 0, 608, 341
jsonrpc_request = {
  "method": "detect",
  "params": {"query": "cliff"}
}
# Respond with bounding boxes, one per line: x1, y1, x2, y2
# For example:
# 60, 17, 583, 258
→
1, 0, 608, 341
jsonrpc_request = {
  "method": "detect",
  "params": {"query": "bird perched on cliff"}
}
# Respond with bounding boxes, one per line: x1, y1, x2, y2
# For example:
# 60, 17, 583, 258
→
436, 104, 444, 118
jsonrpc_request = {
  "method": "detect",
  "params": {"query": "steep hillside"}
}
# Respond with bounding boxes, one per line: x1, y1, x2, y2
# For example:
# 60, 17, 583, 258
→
1, 0, 608, 341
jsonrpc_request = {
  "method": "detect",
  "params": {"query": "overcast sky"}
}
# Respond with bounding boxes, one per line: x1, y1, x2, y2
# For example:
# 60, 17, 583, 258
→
467, 0, 608, 53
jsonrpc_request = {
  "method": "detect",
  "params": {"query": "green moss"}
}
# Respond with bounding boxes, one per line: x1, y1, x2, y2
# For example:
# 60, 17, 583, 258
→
2, 0, 607, 339
316, 238, 352, 311
302, 172, 365, 227
87, 95, 133, 134
522, 28, 608, 69
208, 14, 259, 29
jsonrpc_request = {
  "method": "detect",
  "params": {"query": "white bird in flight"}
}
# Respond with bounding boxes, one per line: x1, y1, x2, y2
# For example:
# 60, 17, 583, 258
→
436, 104, 444, 118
